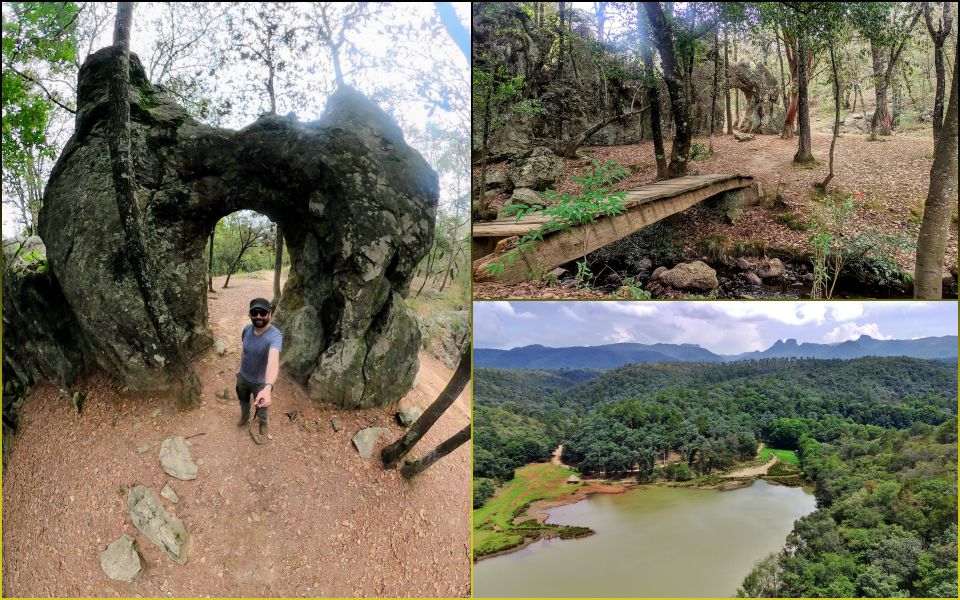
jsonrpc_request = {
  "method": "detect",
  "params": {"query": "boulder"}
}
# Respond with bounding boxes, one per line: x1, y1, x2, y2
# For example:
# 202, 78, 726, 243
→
484, 170, 511, 192
35, 48, 436, 409
659, 261, 718, 291
507, 147, 565, 191
650, 266, 668, 281
99, 534, 141, 583
127, 485, 191, 565
756, 258, 786, 279
159, 436, 198, 481
727, 61, 784, 134
735, 257, 752, 271
637, 258, 653, 270
509, 187, 546, 207
352, 427, 389, 460
745, 272, 763, 286
734, 132, 756, 142
396, 405, 422, 427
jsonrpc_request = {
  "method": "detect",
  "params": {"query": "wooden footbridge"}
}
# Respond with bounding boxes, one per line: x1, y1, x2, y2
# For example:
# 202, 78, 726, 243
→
473, 174, 758, 284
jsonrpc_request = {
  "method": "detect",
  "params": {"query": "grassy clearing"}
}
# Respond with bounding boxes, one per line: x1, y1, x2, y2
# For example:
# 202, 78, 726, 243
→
473, 462, 589, 558
758, 447, 799, 465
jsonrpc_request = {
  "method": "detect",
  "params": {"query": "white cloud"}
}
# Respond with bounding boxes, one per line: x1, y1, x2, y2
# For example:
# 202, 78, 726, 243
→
559, 305, 586, 322
603, 325, 635, 343
601, 302, 658, 317
483, 301, 536, 320
705, 301, 863, 326
824, 322, 892, 343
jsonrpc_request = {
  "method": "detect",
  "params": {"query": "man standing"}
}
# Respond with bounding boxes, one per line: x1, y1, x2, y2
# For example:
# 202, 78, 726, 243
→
237, 297, 283, 445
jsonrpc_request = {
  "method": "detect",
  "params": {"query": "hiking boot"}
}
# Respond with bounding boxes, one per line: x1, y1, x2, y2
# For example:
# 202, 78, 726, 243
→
237, 405, 250, 427
251, 420, 269, 445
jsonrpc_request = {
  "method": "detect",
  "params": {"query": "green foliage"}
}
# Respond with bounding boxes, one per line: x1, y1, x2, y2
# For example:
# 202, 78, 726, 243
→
473, 478, 496, 509
768, 418, 811, 450
614, 277, 651, 300
810, 194, 855, 299
844, 230, 914, 287
776, 212, 809, 231
689, 142, 711, 161
2, 2, 78, 235
746, 422, 958, 598
758, 447, 800, 465
488, 160, 628, 277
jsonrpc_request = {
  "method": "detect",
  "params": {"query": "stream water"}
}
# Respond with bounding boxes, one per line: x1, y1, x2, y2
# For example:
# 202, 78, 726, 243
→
474, 479, 817, 598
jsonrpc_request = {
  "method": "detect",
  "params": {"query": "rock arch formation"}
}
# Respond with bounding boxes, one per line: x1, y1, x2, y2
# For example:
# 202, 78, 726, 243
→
31, 47, 438, 409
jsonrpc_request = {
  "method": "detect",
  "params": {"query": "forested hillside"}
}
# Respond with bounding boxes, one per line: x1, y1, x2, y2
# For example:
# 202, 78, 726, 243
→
739, 419, 958, 598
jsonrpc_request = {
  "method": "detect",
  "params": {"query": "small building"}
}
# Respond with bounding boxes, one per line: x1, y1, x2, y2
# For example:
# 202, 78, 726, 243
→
567, 475, 581, 484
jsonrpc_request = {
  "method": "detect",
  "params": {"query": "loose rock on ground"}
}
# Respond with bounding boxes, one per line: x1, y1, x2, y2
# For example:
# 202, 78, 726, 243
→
127, 485, 191, 565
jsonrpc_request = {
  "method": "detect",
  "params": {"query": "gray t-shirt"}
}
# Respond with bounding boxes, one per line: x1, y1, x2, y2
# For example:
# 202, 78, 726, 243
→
239, 324, 283, 383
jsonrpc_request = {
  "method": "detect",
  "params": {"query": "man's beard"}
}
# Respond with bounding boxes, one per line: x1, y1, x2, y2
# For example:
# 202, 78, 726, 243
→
252, 317, 268, 328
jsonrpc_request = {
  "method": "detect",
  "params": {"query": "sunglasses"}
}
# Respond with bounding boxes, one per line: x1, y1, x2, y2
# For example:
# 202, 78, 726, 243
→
250, 309, 269, 317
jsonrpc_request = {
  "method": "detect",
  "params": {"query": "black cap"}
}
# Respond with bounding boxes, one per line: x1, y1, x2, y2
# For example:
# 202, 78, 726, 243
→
249, 298, 272, 312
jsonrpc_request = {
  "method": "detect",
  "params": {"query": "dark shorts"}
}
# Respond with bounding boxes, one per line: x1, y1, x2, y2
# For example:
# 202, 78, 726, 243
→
236, 373, 269, 422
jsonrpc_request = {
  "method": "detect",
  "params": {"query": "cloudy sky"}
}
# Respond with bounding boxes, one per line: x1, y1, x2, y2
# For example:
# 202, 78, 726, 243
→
474, 301, 958, 355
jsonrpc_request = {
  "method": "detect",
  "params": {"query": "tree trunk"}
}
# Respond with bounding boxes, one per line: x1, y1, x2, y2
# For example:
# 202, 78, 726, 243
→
207, 230, 214, 292
557, 2, 566, 76
724, 28, 732, 134
710, 29, 719, 154
638, 2, 668, 178
381, 344, 471, 469
924, 1, 954, 151
108, 2, 200, 409
644, 3, 692, 178
272, 225, 283, 308
733, 33, 739, 126
557, 109, 646, 158
399, 425, 471, 479
914, 47, 958, 298
475, 66, 494, 220
793, 35, 814, 164
782, 33, 800, 139
821, 45, 840, 188
775, 27, 788, 116
870, 41, 893, 137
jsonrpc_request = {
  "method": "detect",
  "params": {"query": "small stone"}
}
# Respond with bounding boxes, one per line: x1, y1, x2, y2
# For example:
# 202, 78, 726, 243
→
215, 339, 227, 356
331, 417, 342, 432
136, 444, 151, 455
396, 406, 422, 427
196, 458, 204, 466
735, 257, 752, 271
100, 534, 141, 582
745, 272, 763, 286
561, 279, 579, 289
734, 132, 756, 142
637, 258, 653, 270
151, 409, 161, 418
159, 436, 198, 480
352, 427, 384, 460
548, 267, 569, 279
251, 512, 261, 522
160, 484, 180, 504
651, 266, 668, 281
72, 391, 85, 414
803, 272, 815, 283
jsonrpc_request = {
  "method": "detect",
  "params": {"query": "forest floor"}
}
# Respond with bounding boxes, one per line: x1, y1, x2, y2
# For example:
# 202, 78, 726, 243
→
474, 126, 958, 300
2, 270, 471, 598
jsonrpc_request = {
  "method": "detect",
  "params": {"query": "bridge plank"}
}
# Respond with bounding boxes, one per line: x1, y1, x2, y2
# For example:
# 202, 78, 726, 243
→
473, 175, 754, 284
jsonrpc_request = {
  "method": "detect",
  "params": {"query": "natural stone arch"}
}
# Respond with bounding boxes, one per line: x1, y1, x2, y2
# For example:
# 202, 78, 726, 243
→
37, 47, 438, 409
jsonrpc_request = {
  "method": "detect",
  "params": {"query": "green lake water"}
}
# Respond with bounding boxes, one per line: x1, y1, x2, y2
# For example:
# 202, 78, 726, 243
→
474, 479, 816, 598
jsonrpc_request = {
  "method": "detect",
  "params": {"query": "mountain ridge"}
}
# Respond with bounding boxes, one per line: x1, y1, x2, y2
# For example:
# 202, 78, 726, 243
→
475, 335, 958, 369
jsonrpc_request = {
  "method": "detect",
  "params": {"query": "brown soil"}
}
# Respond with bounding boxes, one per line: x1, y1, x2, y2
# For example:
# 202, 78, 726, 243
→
723, 456, 778, 479
474, 129, 957, 299
2, 271, 470, 598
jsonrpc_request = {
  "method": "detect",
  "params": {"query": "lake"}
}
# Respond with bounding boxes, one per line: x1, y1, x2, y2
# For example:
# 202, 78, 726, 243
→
474, 479, 816, 598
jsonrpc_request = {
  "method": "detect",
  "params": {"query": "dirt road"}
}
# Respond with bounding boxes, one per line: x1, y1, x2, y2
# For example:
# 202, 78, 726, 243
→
2, 271, 471, 597
723, 456, 778, 478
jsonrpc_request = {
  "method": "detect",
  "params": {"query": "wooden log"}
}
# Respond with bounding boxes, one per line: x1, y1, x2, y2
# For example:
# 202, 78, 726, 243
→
473, 176, 753, 283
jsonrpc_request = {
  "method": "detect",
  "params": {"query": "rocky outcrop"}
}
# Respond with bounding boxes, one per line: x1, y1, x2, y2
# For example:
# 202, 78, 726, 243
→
507, 147, 565, 190
29, 47, 437, 409
728, 61, 785, 134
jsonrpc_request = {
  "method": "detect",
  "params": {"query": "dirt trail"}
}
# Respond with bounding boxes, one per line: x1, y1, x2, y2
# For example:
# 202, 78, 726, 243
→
2, 271, 470, 598
550, 444, 568, 468
723, 456, 778, 479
